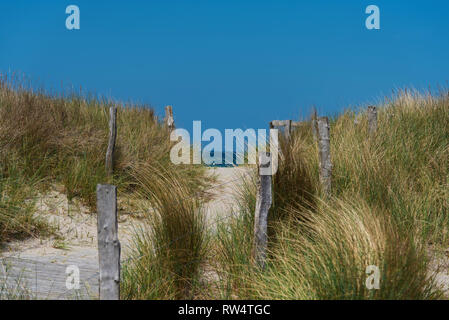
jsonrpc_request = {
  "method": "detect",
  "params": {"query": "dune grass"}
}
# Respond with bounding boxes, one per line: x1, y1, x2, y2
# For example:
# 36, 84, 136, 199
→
0, 74, 211, 301
0, 169, 51, 243
1, 72, 447, 300
121, 164, 209, 300
0, 75, 208, 244
214, 90, 449, 299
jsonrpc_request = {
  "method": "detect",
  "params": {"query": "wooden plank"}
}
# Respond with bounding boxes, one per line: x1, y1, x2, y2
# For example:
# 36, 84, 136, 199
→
367, 106, 378, 136
272, 120, 305, 128
291, 121, 305, 127
270, 120, 290, 128
317, 117, 332, 197
96, 184, 120, 300
0, 256, 99, 300
253, 152, 273, 269
105, 106, 117, 177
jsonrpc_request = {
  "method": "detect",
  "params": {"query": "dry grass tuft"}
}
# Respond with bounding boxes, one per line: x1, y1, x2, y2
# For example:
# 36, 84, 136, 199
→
121, 164, 209, 299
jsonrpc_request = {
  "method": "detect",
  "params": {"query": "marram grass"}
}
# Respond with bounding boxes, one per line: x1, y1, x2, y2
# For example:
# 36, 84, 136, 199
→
214, 90, 448, 300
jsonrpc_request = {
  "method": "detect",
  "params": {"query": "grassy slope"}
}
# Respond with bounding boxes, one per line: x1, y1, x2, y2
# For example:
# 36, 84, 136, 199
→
215, 91, 449, 299
0, 77, 207, 243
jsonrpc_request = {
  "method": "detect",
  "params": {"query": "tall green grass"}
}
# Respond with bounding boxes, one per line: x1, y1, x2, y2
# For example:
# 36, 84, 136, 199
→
214, 90, 449, 300
121, 164, 209, 299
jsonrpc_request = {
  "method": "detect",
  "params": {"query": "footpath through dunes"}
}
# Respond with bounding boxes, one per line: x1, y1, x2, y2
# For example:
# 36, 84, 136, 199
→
1, 166, 449, 299
0, 166, 250, 299
203, 166, 252, 229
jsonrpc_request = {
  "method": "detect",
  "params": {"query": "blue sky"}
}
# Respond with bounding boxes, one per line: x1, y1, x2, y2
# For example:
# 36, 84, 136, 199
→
1, 0, 448, 135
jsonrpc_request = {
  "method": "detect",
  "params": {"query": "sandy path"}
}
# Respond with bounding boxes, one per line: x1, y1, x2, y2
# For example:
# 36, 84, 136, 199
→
0, 189, 145, 299
203, 167, 252, 228
0, 167, 250, 299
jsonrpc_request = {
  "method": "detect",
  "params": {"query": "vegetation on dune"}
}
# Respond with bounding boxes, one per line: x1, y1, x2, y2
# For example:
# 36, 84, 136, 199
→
0, 171, 52, 243
0, 75, 208, 243
1, 71, 448, 300
121, 164, 209, 300
214, 90, 449, 299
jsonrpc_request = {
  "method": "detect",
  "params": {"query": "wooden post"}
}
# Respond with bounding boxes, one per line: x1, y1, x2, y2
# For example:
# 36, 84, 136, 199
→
97, 184, 121, 300
165, 105, 175, 131
311, 108, 318, 142
105, 106, 117, 177
269, 120, 292, 140
284, 120, 292, 140
253, 152, 273, 269
317, 117, 332, 197
367, 106, 377, 136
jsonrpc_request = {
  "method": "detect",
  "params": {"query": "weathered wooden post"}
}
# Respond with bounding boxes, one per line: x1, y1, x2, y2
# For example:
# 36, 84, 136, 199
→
165, 105, 175, 132
311, 108, 318, 142
253, 152, 273, 269
105, 106, 117, 177
367, 106, 377, 136
317, 117, 332, 197
284, 120, 292, 140
269, 120, 291, 140
97, 184, 121, 300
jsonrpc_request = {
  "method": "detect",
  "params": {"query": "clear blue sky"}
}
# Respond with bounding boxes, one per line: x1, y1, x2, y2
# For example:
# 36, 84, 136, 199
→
1, 1, 448, 133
